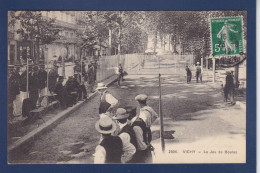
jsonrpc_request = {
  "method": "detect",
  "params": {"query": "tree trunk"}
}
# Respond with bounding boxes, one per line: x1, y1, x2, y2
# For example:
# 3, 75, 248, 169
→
153, 29, 158, 53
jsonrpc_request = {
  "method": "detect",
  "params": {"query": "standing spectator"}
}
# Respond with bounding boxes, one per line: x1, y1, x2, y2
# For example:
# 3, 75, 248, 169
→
73, 60, 80, 73
29, 66, 39, 109
94, 117, 123, 164
65, 76, 78, 106
196, 62, 202, 83
37, 64, 47, 106
48, 65, 59, 94
113, 108, 137, 163
185, 66, 192, 83
8, 66, 20, 120
86, 63, 95, 93
128, 104, 152, 163
135, 94, 158, 148
54, 76, 67, 108
224, 70, 235, 104
92, 61, 98, 82
11, 65, 22, 117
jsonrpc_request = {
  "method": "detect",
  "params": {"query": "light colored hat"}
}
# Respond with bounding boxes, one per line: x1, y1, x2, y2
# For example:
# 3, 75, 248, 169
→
95, 117, 117, 134
135, 94, 148, 102
96, 83, 107, 90
113, 108, 129, 120
196, 62, 200, 65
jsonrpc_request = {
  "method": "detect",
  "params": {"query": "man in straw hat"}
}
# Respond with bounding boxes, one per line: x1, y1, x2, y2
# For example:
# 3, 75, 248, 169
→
96, 83, 118, 115
94, 116, 123, 163
126, 103, 153, 163
113, 108, 136, 163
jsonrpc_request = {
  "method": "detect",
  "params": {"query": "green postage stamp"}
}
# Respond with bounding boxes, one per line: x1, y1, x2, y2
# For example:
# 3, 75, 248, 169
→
210, 16, 244, 56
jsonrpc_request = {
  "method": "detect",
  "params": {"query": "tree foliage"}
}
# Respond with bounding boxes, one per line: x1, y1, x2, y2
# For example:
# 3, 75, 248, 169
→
9, 11, 60, 45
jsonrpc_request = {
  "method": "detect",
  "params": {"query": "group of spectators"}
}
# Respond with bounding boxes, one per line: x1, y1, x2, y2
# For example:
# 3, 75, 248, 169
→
94, 90, 158, 163
8, 60, 98, 121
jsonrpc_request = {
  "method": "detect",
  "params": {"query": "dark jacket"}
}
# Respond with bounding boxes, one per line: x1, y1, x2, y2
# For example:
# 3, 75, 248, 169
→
20, 70, 28, 92
186, 68, 191, 76
38, 70, 47, 89
119, 124, 138, 148
28, 71, 38, 92
132, 118, 148, 146
8, 72, 20, 102
99, 136, 123, 163
225, 74, 234, 90
48, 69, 59, 91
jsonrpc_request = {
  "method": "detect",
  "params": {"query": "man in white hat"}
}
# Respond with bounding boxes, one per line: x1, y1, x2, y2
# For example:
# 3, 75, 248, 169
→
94, 116, 123, 163
135, 94, 158, 143
196, 62, 202, 83
113, 108, 137, 163
96, 83, 118, 115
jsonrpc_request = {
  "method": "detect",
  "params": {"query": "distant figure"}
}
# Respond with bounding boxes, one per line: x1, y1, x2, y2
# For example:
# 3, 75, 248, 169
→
118, 64, 124, 86
196, 62, 202, 83
185, 66, 192, 83
86, 63, 95, 93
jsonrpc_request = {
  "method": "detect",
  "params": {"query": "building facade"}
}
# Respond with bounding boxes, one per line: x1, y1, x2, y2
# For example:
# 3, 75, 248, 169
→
8, 11, 111, 66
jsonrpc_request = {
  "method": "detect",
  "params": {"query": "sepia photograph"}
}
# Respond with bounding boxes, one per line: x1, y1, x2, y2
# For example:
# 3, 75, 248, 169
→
7, 10, 247, 164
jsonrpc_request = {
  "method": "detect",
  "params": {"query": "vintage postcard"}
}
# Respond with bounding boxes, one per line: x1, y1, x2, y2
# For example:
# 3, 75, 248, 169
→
7, 10, 247, 164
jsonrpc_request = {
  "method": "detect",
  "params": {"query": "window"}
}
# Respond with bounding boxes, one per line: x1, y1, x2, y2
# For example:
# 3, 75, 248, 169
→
65, 32, 68, 37
70, 33, 73, 38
